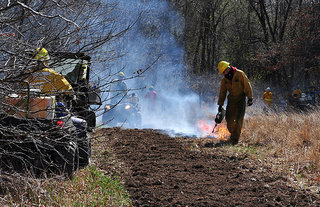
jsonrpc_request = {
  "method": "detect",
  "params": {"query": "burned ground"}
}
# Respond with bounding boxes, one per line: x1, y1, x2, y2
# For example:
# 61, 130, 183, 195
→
93, 128, 320, 207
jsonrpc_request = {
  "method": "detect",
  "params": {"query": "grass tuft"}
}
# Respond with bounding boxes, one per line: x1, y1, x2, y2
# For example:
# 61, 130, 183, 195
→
43, 166, 131, 206
240, 108, 320, 191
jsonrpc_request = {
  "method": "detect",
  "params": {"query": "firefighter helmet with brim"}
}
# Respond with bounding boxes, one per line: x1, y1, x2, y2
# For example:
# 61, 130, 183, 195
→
218, 61, 230, 74
34, 47, 50, 61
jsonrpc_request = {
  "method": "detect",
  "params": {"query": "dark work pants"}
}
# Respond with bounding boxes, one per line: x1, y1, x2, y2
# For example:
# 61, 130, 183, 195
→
226, 97, 246, 144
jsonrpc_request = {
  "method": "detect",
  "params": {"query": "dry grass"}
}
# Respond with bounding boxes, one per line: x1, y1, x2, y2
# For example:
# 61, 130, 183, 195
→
0, 132, 132, 207
242, 108, 320, 166
0, 168, 131, 207
241, 107, 320, 190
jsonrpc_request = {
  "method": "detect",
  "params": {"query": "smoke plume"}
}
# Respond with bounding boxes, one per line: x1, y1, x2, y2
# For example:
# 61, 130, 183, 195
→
100, 0, 217, 137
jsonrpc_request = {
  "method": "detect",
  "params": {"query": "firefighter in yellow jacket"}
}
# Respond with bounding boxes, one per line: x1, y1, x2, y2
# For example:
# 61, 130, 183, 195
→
292, 87, 302, 99
217, 61, 253, 145
262, 87, 272, 107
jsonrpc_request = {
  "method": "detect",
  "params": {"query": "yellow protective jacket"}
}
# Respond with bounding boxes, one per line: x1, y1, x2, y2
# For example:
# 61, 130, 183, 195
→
218, 69, 253, 106
292, 89, 302, 99
262, 91, 273, 103
28, 68, 73, 95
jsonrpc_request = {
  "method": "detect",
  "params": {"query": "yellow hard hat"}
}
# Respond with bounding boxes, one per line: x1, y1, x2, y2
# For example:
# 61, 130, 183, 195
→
34, 47, 50, 61
119, 72, 125, 77
81, 64, 87, 70
217, 61, 230, 74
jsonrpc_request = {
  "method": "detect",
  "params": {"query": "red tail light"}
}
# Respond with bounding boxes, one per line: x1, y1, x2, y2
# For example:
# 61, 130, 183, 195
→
57, 120, 64, 128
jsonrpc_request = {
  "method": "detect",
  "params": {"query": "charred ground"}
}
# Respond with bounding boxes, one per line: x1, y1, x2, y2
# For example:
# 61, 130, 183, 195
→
93, 128, 320, 206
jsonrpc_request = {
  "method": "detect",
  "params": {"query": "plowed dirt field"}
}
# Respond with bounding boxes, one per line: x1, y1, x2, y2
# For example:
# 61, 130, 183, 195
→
93, 128, 320, 207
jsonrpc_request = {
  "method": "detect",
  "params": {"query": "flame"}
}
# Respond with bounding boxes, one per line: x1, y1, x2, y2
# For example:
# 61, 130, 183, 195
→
196, 119, 230, 140
197, 119, 213, 137
214, 123, 231, 140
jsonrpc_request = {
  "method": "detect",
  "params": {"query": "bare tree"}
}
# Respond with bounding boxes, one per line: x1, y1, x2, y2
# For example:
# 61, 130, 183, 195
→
247, 0, 295, 43
0, 0, 135, 177
170, 0, 229, 74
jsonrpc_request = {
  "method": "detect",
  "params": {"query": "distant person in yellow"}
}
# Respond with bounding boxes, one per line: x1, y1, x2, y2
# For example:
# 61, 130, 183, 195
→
29, 47, 72, 95
33, 47, 50, 68
262, 87, 272, 107
216, 61, 253, 145
292, 87, 302, 99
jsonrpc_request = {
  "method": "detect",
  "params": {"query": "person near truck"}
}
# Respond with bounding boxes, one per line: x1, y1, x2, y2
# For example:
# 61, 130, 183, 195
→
110, 72, 128, 104
216, 61, 253, 145
127, 92, 139, 108
29, 47, 72, 95
33, 47, 50, 68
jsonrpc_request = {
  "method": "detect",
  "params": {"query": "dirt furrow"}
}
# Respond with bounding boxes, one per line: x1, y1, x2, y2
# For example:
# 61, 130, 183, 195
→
96, 128, 320, 207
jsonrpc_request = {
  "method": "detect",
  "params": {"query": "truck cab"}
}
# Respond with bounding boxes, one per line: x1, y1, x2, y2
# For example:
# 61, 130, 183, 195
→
0, 52, 101, 177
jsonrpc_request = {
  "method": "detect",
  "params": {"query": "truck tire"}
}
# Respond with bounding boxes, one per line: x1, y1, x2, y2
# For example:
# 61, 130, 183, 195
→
78, 132, 91, 168
65, 141, 77, 178
86, 111, 96, 132
54, 141, 77, 178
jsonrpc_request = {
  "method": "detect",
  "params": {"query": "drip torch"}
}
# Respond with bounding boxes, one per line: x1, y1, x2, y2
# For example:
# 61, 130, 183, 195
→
212, 107, 225, 133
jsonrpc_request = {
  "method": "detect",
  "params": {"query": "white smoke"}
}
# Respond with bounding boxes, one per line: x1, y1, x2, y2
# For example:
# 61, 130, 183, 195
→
100, 0, 217, 137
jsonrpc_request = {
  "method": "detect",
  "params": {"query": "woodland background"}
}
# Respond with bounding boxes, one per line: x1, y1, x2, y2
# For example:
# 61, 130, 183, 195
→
168, 0, 320, 104
1, 1, 319, 104
0, 1, 320, 205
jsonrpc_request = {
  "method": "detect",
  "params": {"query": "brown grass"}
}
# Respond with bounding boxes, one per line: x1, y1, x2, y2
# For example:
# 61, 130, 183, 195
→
240, 108, 320, 190
242, 108, 320, 166
0, 132, 132, 207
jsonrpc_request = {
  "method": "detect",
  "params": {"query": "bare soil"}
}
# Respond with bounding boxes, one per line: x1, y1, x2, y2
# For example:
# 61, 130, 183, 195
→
93, 128, 320, 207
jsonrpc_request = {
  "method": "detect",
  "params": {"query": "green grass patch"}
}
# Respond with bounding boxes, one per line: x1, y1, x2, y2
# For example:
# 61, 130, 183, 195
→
43, 166, 132, 207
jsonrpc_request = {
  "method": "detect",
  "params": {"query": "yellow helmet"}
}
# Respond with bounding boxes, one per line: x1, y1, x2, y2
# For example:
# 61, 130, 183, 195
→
217, 61, 230, 74
34, 47, 50, 61
119, 72, 125, 77
81, 64, 87, 70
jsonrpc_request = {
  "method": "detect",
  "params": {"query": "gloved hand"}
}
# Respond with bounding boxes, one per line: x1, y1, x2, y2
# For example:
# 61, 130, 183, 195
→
218, 105, 223, 112
247, 99, 253, 106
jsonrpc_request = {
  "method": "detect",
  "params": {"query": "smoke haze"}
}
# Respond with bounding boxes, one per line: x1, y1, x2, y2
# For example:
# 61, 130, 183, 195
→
100, 0, 218, 137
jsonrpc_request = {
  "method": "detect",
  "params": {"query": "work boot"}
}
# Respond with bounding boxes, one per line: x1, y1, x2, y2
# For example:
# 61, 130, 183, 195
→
229, 136, 239, 145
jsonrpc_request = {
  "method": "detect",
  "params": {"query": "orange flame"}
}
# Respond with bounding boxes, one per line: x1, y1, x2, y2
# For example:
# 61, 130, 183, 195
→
214, 123, 231, 140
196, 119, 230, 140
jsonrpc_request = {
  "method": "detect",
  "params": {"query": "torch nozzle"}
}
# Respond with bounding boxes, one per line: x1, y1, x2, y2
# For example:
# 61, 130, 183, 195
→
212, 123, 218, 133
